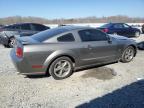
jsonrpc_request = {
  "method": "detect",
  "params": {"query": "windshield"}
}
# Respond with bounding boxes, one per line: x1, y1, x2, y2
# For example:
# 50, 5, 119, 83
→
31, 27, 68, 42
100, 23, 112, 28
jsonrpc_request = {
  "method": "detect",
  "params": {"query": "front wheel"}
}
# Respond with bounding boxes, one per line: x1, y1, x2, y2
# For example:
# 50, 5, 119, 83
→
49, 57, 73, 80
121, 46, 135, 63
142, 29, 144, 34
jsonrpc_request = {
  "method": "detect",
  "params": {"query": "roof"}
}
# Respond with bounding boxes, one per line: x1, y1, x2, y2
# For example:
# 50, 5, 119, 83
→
57, 25, 91, 31
109, 22, 125, 24
4, 22, 44, 27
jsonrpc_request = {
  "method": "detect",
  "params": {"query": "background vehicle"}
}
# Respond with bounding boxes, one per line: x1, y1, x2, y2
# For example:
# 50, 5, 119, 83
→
142, 24, 144, 33
97, 23, 141, 38
0, 23, 50, 47
11, 26, 137, 80
0, 24, 4, 28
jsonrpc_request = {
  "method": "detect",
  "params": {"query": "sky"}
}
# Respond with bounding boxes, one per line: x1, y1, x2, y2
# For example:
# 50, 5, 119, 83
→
0, 0, 144, 19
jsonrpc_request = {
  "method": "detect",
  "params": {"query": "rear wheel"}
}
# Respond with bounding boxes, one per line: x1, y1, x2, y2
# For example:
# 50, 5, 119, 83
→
49, 57, 73, 80
121, 46, 135, 63
135, 31, 140, 37
9, 37, 16, 48
113, 32, 117, 35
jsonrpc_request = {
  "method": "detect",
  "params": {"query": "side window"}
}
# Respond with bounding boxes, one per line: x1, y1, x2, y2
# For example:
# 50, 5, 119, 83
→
91, 30, 107, 41
10, 25, 15, 29
123, 24, 130, 28
78, 30, 91, 41
20, 24, 31, 30
33, 24, 47, 31
113, 24, 123, 28
14, 25, 21, 30
57, 33, 75, 42
78, 29, 107, 42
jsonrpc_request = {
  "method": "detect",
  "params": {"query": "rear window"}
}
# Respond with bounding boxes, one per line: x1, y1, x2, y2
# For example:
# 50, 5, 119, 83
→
31, 27, 68, 42
100, 23, 112, 28
33, 24, 47, 31
3, 25, 15, 29
20, 24, 31, 30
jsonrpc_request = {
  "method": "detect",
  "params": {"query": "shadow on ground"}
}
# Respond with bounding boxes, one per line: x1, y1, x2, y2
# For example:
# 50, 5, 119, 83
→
25, 66, 116, 80
137, 41, 144, 50
25, 74, 50, 79
76, 80, 144, 108
81, 67, 116, 80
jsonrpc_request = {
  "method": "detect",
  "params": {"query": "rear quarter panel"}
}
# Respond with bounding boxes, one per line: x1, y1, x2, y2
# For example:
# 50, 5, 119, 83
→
23, 42, 81, 72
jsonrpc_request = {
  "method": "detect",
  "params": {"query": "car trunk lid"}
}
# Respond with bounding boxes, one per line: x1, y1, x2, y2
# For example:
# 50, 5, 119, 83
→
14, 36, 40, 58
16, 36, 40, 45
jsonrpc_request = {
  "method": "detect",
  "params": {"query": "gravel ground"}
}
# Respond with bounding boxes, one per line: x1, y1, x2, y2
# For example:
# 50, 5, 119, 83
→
0, 34, 144, 108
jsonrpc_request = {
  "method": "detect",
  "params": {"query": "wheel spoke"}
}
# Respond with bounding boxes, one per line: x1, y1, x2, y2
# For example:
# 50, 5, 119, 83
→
58, 61, 63, 67
63, 67, 68, 72
59, 69, 63, 76
62, 62, 68, 68
55, 67, 61, 71
53, 59, 71, 78
124, 48, 134, 61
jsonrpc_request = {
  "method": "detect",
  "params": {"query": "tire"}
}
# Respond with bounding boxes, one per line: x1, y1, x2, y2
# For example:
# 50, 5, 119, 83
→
8, 37, 16, 48
121, 46, 135, 63
135, 31, 140, 37
4, 44, 10, 48
113, 32, 117, 35
49, 57, 73, 80
142, 29, 144, 34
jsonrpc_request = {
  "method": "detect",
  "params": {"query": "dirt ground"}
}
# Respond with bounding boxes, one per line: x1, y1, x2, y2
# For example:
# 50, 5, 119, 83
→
0, 34, 144, 108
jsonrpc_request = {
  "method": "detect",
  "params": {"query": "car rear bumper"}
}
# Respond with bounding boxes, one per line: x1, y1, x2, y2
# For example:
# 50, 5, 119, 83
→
10, 49, 46, 75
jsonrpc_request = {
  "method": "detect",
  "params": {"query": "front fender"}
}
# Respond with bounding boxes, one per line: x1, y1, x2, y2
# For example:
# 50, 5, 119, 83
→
118, 40, 137, 57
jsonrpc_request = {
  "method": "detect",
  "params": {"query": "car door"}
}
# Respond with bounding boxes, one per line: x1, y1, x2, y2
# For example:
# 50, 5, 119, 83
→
122, 23, 135, 37
112, 23, 125, 36
19, 24, 34, 36
78, 29, 118, 66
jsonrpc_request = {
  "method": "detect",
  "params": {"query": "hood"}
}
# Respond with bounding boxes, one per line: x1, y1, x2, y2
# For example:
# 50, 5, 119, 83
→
15, 36, 40, 45
109, 34, 129, 40
109, 34, 136, 42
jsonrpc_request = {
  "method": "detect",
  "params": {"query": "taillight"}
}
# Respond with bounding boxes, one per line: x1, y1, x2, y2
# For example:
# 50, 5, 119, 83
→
102, 28, 109, 33
16, 47, 23, 58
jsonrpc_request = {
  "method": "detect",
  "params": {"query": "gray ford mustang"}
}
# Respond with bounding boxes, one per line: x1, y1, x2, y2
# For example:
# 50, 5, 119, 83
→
10, 26, 137, 80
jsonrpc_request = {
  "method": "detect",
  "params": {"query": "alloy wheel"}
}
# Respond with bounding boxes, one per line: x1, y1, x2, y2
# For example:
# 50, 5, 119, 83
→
53, 60, 71, 78
123, 47, 135, 62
